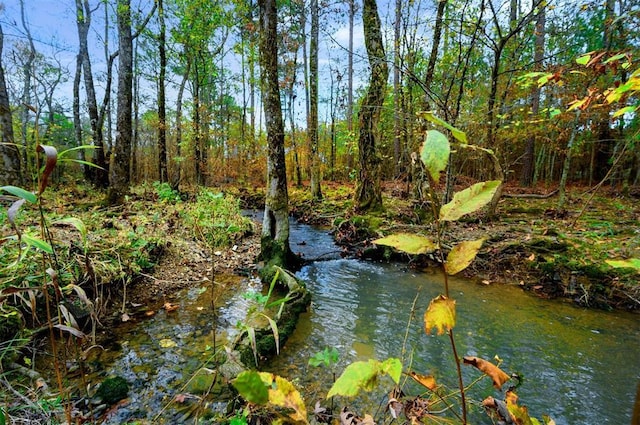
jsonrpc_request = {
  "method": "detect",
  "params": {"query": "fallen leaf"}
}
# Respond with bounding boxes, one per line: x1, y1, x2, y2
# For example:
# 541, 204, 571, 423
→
163, 302, 179, 312
159, 338, 177, 348
527, 253, 535, 261
121, 312, 130, 322
463, 356, 510, 389
174, 394, 187, 403
145, 310, 156, 317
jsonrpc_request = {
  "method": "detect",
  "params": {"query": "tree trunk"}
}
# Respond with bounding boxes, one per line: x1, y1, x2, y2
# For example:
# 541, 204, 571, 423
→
355, 0, 388, 212
0, 22, 22, 185
107, 0, 133, 205
157, 0, 168, 183
171, 54, 190, 191
520, 0, 545, 186
258, 0, 295, 268
393, 0, 401, 176
308, 0, 322, 199
75, 0, 108, 186
346, 0, 355, 172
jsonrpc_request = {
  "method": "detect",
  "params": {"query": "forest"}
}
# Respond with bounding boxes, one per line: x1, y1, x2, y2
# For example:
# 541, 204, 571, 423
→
0, 0, 639, 424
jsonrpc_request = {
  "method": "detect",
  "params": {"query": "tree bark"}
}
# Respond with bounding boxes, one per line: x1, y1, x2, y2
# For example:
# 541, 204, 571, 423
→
520, 0, 545, 186
107, 0, 133, 205
75, 0, 109, 186
0, 22, 22, 186
258, 0, 295, 268
157, 0, 168, 183
309, 0, 322, 199
355, 0, 388, 212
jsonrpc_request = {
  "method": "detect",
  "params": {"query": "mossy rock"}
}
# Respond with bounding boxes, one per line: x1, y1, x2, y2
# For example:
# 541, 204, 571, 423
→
526, 238, 569, 253
96, 376, 129, 404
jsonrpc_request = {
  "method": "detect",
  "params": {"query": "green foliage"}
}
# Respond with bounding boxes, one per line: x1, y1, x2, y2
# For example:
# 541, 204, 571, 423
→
372, 233, 438, 255
422, 130, 450, 183
153, 181, 181, 203
326, 358, 402, 398
308, 347, 339, 368
183, 189, 253, 249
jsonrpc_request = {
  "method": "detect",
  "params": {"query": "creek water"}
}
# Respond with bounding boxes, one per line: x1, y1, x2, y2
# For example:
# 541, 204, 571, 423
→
72, 217, 639, 424
268, 219, 640, 425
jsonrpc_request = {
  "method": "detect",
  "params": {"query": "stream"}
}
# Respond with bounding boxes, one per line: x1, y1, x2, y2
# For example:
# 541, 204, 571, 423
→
73, 217, 639, 424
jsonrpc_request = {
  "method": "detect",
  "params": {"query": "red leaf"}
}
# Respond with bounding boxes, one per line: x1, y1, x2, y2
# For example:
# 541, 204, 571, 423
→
36, 145, 58, 195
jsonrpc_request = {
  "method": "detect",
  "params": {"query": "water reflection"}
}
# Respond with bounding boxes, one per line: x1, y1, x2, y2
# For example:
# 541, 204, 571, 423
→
267, 259, 640, 425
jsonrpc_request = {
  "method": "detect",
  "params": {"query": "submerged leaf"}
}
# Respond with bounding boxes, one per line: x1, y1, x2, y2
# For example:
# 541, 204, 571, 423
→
159, 338, 177, 348
463, 356, 510, 389
373, 233, 437, 255
440, 180, 501, 221
421, 130, 450, 183
424, 295, 456, 335
445, 239, 485, 275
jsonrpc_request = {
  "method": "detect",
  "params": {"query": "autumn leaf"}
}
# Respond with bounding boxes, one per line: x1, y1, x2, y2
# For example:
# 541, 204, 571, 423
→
424, 295, 456, 335
258, 372, 308, 424
373, 233, 437, 255
445, 238, 485, 275
506, 390, 539, 425
463, 356, 510, 389
409, 372, 437, 390
439, 181, 501, 221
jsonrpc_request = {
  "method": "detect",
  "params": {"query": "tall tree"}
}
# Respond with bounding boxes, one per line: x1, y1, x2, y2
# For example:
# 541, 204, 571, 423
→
520, 0, 545, 186
308, 0, 322, 199
157, 0, 168, 183
355, 0, 388, 211
107, 0, 133, 204
75, 0, 109, 186
0, 16, 22, 185
258, 0, 295, 267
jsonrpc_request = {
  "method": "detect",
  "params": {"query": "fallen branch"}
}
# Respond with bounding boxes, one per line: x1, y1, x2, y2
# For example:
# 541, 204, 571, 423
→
503, 189, 558, 199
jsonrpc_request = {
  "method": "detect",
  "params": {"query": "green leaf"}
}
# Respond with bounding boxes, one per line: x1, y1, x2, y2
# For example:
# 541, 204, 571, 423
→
440, 180, 501, 221
605, 258, 640, 271
233, 371, 269, 405
0, 186, 37, 203
576, 53, 591, 65
419, 111, 468, 144
424, 295, 456, 335
611, 106, 637, 118
327, 358, 403, 398
55, 217, 87, 241
445, 238, 485, 275
421, 130, 450, 183
22, 234, 53, 254
373, 233, 438, 255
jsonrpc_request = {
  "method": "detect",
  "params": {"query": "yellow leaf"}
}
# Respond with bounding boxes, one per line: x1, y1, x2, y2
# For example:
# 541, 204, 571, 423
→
373, 233, 438, 255
159, 338, 177, 348
259, 373, 308, 424
424, 295, 456, 335
409, 372, 437, 390
445, 238, 485, 275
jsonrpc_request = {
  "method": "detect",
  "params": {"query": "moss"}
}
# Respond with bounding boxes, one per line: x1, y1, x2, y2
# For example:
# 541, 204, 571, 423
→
96, 376, 129, 404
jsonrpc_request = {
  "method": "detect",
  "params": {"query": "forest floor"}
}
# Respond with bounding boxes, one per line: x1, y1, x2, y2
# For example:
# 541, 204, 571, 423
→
123, 180, 640, 313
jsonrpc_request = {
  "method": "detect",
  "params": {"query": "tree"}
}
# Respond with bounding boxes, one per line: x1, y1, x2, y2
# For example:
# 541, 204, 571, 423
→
0, 15, 22, 185
107, 0, 134, 205
75, 0, 109, 187
157, 0, 168, 183
308, 0, 322, 199
258, 0, 295, 268
355, 0, 388, 212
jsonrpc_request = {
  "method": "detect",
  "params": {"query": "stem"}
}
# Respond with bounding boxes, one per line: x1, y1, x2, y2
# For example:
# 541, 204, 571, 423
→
449, 329, 467, 423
